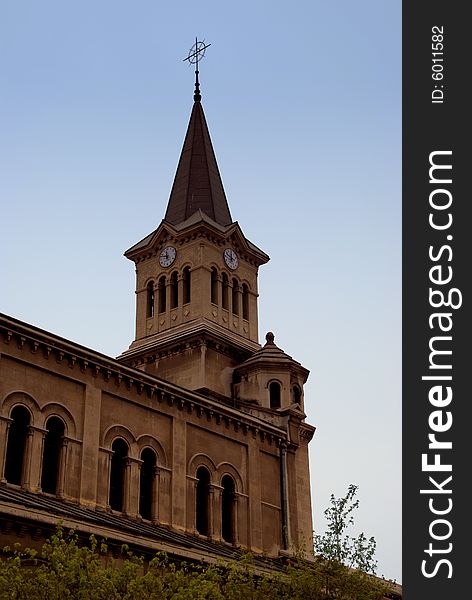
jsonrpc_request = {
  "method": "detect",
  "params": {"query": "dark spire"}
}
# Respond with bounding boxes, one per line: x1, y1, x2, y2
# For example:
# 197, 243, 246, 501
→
164, 97, 232, 227
165, 40, 231, 226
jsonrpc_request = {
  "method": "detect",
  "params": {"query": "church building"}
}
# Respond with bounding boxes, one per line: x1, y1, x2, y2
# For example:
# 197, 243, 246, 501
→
0, 66, 315, 566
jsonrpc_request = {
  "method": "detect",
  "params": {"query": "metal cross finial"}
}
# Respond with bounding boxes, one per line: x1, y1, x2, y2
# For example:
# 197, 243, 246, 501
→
183, 37, 211, 102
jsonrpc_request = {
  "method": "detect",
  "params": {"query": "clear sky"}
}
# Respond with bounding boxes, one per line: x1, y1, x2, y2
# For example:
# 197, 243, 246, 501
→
0, 0, 401, 583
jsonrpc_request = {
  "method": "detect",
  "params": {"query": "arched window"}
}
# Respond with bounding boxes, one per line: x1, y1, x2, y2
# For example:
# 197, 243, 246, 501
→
269, 381, 281, 409
221, 475, 236, 543
183, 267, 191, 304
158, 276, 166, 314
211, 268, 218, 305
139, 448, 157, 521
292, 385, 302, 405
242, 284, 249, 320
4, 406, 30, 485
146, 281, 155, 318
232, 278, 239, 315
109, 439, 128, 512
41, 417, 65, 495
170, 271, 179, 309
196, 466, 211, 536
222, 273, 229, 310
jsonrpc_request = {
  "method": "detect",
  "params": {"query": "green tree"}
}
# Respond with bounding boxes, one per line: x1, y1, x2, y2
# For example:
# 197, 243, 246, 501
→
0, 502, 392, 600
314, 484, 378, 575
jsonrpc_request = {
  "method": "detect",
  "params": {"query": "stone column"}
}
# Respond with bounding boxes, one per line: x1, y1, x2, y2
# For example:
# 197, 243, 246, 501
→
177, 274, 183, 308
98, 448, 113, 510
199, 342, 207, 390
0, 417, 12, 484
233, 494, 240, 545
151, 465, 160, 523
158, 466, 172, 526
208, 485, 215, 538
234, 284, 242, 317
247, 441, 263, 552
35, 427, 48, 492
212, 484, 223, 541
165, 279, 171, 316
171, 417, 186, 530
190, 477, 198, 533
122, 457, 133, 516
228, 281, 233, 315
57, 438, 69, 499
128, 456, 141, 518
80, 385, 101, 506
21, 426, 35, 491
279, 440, 291, 550
216, 274, 222, 306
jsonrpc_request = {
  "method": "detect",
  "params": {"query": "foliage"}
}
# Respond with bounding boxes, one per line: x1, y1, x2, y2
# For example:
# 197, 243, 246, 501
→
314, 484, 378, 575
0, 521, 389, 600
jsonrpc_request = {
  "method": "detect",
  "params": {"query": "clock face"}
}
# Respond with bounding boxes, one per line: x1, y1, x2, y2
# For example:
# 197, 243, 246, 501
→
224, 248, 239, 270
159, 246, 176, 268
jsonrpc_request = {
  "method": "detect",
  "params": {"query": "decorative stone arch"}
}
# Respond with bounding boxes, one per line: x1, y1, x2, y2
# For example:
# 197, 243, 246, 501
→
144, 275, 156, 286
188, 453, 217, 480
187, 454, 219, 537
136, 434, 168, 468
1, 392, 40, 489
1, 391, 39, 424
216, 461, 244, 494
267, 379, 282, 409
239, 277, 252, 289
103, 425, 137, 457
41, 402, 77, 438
291, 382, 303, 406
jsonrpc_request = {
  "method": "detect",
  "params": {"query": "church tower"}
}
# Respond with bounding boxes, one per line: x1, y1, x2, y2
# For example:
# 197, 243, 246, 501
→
0, 49, 316, 561
119, 74, 269, 400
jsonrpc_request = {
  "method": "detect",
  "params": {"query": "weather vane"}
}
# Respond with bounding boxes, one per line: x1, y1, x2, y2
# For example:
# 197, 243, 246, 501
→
183, 37, 211, 102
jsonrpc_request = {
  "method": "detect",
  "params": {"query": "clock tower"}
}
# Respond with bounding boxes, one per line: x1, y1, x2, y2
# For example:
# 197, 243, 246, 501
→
119, 83, 269, 400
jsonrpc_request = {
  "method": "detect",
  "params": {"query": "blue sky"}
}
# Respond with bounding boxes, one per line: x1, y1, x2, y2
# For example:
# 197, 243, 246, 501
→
0, 0, 401, 582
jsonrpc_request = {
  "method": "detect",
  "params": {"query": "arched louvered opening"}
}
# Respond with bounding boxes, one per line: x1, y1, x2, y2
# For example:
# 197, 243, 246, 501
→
139, 448, 157, 521
158, 276, 166, 313
269, 381, 281, 409
292, 385, 302, 405
4, 406, 30, 485
196, 466, 211, 536
109, 438, 129, 512
183, 267, 191, 304
170, 271, 179, 309
41, 417, 65, 495
221, 475, 236, 543
242, 284, 249, 320
146, 281, 155, 318
211, 268, 218, 304
222, 273, 229, 310
232, 278, 239, 315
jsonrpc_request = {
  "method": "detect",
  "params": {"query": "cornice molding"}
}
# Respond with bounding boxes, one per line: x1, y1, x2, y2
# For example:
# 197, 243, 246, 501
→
0, 314, 287, 446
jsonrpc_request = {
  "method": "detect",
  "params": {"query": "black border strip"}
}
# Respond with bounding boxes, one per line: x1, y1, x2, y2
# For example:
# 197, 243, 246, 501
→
403, 3, 469, 597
